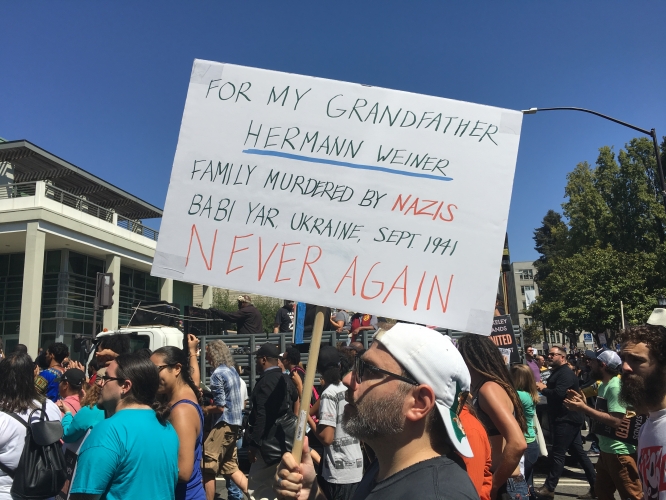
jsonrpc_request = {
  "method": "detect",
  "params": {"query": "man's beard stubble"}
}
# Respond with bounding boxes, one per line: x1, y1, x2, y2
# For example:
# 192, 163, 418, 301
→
620, 364, 666, 413
342, 384, 410, 441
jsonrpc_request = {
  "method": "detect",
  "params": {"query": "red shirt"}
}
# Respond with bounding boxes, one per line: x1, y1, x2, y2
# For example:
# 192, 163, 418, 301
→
459, 406, 493, 500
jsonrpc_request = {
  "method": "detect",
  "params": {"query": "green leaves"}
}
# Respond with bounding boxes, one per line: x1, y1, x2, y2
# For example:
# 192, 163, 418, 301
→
531, 136, 666, 339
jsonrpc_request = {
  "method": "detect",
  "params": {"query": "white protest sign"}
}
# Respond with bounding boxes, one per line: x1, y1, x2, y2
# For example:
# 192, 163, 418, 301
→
152, 60, 523, 335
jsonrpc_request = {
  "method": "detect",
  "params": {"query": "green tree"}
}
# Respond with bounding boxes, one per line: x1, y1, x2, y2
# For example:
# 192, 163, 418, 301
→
530, 136, 666, 338
530, 246, 662, 342
533, 209, 569, 283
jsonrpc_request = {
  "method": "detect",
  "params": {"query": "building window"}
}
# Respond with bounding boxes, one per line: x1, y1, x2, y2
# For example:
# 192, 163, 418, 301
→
521, 285, 535, 295
524, 317, 532, 326
518, 269, 534, 280
119, 268, 160, 326
0, 253, 24, 349
41, 251, 104, 337
522, 300, 527, 310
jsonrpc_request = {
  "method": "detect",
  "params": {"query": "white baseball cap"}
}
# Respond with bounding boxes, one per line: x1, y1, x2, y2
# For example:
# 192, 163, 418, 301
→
647, 308, 666, 328
374, 323, 473, 457
597, 349, 622, 370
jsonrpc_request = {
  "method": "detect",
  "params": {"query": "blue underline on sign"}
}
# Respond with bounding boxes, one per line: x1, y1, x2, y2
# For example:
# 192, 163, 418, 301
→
241, 149, 453, 182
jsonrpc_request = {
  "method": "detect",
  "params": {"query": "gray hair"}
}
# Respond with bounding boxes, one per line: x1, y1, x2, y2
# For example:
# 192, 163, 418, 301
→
207, 340, 235, 369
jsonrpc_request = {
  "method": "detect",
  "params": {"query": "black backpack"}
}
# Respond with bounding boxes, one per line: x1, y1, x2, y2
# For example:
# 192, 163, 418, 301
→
0, 399, 67, 499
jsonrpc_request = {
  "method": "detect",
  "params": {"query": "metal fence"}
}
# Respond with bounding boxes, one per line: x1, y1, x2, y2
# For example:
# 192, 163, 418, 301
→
197, 331, 351, 392
0, 181, 160, 241
45, 184, 115, 222
117, 214, 159, 241
0, 181, 37, 199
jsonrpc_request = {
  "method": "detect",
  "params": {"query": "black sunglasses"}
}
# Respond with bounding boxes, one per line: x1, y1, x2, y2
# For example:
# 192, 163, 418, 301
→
97, 375, 125, 386
353, 355, 419, 385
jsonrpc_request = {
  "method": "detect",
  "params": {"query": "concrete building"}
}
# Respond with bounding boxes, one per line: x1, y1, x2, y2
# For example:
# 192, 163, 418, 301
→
507, 261, 539, 328
508, 260, 567, 346
0, 139, 193, 357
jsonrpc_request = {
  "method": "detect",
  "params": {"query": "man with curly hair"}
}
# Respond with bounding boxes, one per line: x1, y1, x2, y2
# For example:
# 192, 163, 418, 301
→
618, 324, 666, 500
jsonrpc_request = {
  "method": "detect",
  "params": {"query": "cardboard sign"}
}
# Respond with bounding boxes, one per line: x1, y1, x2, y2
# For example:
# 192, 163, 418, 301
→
593, 398, 647, 446
490, 315, 520, 364
153, 60, 523, 334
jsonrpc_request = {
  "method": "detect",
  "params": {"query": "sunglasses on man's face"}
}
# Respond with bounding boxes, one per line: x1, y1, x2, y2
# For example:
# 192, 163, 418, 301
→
353, 355, 419, 385
96, 375, 125, 387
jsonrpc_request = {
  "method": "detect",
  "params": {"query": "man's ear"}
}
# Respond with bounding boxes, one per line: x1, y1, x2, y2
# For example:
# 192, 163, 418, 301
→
404, 385, 436, 423
120, 378, 133, 396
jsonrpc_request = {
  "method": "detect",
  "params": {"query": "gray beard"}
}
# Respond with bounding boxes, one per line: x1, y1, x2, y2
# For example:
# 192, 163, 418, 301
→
342, 389, 407, 441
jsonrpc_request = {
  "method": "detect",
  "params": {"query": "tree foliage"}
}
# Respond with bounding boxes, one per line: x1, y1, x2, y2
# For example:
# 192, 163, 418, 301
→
530, 137, 666, 337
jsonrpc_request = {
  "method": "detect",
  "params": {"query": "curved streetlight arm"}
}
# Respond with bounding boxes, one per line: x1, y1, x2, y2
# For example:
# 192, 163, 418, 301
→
522, 107, 666, 208
522, 107, 651, 136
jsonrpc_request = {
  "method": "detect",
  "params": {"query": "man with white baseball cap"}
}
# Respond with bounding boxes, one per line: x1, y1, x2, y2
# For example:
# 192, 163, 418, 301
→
274, 323, 479, 500
564, 347, 642, 500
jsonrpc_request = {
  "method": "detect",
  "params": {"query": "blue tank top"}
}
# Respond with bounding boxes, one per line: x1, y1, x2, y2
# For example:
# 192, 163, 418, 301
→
172, 399, 206, 500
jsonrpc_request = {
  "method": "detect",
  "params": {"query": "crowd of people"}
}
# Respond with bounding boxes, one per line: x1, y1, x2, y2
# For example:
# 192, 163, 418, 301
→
0, 321, 665, 500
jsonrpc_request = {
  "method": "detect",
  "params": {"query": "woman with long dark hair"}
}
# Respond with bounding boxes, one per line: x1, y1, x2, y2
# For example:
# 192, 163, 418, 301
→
0, 352, 62, 498
458, 334, 528, 500
151, 345, 206, 500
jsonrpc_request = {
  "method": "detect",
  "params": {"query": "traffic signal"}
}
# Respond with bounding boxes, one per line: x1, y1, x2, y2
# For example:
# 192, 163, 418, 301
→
96, 272, 115, 310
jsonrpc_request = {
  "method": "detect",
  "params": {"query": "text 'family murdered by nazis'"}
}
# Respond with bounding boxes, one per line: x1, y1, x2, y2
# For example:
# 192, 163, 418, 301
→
152, 60, 523, 334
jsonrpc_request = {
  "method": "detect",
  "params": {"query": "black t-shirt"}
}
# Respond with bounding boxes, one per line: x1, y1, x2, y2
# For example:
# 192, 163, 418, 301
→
274, 306, 293, 333
352, 455, 479, 500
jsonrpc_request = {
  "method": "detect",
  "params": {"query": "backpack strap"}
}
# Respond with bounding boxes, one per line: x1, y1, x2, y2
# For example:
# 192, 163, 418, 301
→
1, 411, 29, 429
0, 410, 28, 479
0, 460, 14, 479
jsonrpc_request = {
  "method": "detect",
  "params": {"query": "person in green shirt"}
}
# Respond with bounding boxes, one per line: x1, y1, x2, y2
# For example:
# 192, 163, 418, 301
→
511, 364, 539, 497
564, 348, 642, 500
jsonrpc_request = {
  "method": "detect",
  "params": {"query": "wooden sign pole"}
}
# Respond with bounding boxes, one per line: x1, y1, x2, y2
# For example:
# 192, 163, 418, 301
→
291, 305, 326, 462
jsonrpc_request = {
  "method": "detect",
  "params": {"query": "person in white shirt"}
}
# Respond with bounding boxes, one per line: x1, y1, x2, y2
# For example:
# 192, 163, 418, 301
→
618, 324, 666, 500
0, 351, 62, 499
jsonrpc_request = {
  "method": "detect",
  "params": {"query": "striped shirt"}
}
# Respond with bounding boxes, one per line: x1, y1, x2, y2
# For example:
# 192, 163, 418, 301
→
210, 364, 243, 427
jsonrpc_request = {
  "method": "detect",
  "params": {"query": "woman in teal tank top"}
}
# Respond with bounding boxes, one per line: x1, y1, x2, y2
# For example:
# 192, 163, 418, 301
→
152, 344, 206, 500
511, 364, 540, 497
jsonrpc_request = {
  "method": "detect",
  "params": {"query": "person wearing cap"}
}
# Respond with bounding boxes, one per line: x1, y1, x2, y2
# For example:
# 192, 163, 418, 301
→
247, 342, 299, 500
458, 334, 528, 500
274, 323, 478, 500
56, 367, 86, 416
210, 294, 263, 335
306, 346, 363, 500
617, 324, 666, 500
563, 348, 642, 500
535, 346, 596, 499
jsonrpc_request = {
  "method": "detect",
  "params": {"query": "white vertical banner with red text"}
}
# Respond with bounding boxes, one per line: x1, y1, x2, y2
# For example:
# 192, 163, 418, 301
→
153, 60, 523, 335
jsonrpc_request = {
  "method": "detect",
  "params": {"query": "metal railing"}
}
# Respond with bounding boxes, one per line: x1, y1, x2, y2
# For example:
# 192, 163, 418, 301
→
44, 184, 114, 223
116, 214, 159, 241
198, 331, 350, 392
0, 181, 37, 199
0, 181, 160, 241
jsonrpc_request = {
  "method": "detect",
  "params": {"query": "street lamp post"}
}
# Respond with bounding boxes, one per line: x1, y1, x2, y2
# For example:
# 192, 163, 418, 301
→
522, 107, 666, 212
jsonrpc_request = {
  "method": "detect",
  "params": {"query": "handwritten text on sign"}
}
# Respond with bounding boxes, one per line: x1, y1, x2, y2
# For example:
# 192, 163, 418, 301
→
152, 60, 523, 334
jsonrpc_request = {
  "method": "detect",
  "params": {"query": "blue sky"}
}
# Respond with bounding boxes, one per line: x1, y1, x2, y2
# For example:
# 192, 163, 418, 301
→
2, 2, 664, 262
